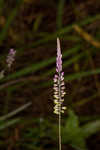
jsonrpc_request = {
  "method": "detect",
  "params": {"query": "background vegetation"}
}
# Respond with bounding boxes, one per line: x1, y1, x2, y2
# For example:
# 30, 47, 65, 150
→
0, 0, 100, 149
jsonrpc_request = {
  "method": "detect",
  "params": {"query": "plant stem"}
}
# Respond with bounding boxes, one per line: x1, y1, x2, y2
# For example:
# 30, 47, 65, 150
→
59, 111, 61, 150
58, 72, 61, 150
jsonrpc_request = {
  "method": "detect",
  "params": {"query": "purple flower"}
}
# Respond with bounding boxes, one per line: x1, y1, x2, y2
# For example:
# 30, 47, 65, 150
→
53, 38, 66, 115
6, 49, 16, 68
56, 38, 62, 72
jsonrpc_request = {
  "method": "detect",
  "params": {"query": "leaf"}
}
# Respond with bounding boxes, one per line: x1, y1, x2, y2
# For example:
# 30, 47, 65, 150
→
62, 109, 87, 150
33, 14, 43, 32
82, 120, 100, 138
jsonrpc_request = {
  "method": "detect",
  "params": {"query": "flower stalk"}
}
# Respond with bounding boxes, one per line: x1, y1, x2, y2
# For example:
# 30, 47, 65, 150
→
0, 49, 16, 79
53, 38, 66, 150
6, 49, 16, 69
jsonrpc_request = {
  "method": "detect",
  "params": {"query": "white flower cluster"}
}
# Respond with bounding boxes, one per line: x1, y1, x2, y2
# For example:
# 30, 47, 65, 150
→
53, 72, 66, 115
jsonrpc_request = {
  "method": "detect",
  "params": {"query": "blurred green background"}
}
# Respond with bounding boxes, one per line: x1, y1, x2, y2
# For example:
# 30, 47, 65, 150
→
0, 0, 100, 149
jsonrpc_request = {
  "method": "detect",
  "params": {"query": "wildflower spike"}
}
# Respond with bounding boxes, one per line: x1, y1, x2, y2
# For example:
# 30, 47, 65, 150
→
53, 38, 66, 115
6, 49, 16, 68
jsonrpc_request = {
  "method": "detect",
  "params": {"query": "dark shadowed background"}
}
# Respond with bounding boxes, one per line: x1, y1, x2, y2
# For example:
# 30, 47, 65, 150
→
0, 0, 100, 150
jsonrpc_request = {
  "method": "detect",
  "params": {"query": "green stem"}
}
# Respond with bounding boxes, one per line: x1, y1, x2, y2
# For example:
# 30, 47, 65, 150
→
58, 72, 61, 150
59, 111, 61, 150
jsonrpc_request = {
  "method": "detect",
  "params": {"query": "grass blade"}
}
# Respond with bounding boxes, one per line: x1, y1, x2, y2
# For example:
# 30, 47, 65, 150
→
0, 102, 32, 121
56, 0, 65, 29
0, 118, 20, 130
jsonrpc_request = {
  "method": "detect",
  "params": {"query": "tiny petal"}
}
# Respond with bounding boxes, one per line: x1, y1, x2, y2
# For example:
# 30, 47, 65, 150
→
62, 106, 66, 110
61, 81, 65, 86
53, 78, 58, 82
54, 110, 59, 114
56, 68, 58, 72
60, 99, 64, 102
61, 72, 64, 76
61, 110, 64, 113
54, 95, 59, 99
54, 91, 58, 95
61, 76, 64, 81
61, 86, 65, 90
53, 87, 58, 91
54, 83, 58, 87
54, 74, 58, 78
54, 100, 58, 104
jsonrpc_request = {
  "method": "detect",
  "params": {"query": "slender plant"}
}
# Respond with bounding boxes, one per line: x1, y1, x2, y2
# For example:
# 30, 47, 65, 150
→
53, 38, 66, 150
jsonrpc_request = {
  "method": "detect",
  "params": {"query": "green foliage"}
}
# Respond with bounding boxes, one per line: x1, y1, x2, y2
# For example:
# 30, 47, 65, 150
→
0, 109, 100, 150
33, 14, 43, 32
62, 109, 100, 150
9, 109, 100, 150
62, 109, 87, 150
82, 120, 100, 138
